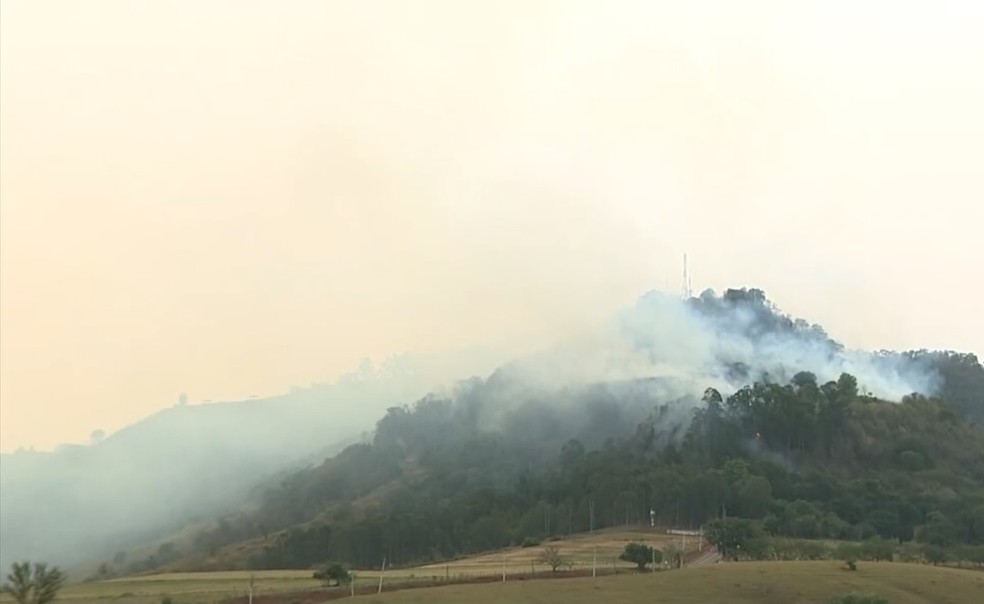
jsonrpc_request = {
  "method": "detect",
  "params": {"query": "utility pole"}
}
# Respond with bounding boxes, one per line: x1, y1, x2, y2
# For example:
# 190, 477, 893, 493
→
501, 553, 506, 583
592, 547, 597, 578
247, 574, 254, 604
378, 557, 386, 594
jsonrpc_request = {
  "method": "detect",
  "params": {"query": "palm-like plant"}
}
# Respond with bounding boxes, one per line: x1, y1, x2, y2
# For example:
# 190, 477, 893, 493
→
2, 562, 66, 604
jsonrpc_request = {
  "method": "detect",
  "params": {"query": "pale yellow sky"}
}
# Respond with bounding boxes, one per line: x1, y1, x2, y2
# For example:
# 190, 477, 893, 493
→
1, 0, 982, 451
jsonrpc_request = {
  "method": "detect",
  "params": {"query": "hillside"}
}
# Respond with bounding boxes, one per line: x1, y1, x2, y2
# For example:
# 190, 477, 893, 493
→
0, 348, 504, 571
117, 288, 984, 574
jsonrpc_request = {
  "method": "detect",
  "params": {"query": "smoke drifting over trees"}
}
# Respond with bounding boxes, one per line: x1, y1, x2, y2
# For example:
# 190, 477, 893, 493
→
1, 288, 979, 573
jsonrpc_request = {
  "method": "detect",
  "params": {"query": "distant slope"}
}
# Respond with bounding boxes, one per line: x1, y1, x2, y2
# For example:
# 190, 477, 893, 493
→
0, 349, 504, 571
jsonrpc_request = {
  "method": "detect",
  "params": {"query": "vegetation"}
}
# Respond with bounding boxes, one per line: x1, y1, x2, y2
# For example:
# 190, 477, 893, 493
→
194, 369, 980, 571
619, 542, 660, 570
312, 563, 350, 587
2, 562, 65, 604
11, 560, 980, 604
534, 546, 569, 572
92, 291, 983, 576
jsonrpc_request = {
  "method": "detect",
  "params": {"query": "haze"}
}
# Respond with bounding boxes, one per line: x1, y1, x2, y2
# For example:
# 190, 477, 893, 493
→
1, 0, 982, 452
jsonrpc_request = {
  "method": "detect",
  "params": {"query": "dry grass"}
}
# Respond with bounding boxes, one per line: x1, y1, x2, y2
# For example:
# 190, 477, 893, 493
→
358, 561, 984, 604
13, 535, 978, 604
0, 529, 690, 603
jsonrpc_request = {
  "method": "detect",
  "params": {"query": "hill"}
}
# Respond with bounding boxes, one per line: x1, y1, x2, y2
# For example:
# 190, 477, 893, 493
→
124, 288, 983, 574
0, 348, 505, 571
8, 287, 981, 575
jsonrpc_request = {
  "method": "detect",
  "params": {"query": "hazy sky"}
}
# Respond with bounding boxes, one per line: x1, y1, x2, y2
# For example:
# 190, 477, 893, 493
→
1, 0, 982, 451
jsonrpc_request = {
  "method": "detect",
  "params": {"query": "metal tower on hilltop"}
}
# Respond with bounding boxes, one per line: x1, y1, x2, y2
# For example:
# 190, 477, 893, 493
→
681, 253, 693, 299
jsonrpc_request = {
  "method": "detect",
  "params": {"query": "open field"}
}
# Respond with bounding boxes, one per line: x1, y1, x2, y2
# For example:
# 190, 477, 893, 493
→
5, 560, 979, 604
359, 561, 984, 604
0, 529, 691, 604
7, 530, 979, 604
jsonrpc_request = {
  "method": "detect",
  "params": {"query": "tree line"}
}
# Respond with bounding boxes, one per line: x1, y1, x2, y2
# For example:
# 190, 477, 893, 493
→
149, 367, 984, 572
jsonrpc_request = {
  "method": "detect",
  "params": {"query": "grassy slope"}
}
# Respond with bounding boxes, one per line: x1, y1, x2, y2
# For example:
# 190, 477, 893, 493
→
6, 560, 981, 604
363, 562, 984, 604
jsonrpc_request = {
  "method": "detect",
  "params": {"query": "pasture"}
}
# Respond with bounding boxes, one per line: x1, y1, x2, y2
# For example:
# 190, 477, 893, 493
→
5, 531, 980, 603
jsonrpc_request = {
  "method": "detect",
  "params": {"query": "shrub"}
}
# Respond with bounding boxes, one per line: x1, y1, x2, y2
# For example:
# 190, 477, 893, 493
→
619, 542, 656, 571
521, 537, 541, 548
859, 538, 894, 561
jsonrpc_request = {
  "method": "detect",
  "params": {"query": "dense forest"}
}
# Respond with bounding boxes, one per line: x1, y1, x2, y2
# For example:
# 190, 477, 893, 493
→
102, 289, 984, 576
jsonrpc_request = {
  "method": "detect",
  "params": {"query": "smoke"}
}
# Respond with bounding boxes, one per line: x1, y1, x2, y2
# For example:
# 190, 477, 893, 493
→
477, 287, 940, 427
0, 347, 505, 573
0, 287, 943, 572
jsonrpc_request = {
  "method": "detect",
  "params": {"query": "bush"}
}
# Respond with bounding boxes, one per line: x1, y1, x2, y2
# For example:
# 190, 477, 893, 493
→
921, 544, 951, 566
959, 545, 984, 566
834, 542, 861, 561
521, 537, 541, 548
313, 563, 351, 587
619, 542, 656, 571
859, 538, 894, 561
894, 542, 922, 563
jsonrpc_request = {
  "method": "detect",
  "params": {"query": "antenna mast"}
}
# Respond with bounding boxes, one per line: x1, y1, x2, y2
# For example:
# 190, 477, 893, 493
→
682, 253, 693, 299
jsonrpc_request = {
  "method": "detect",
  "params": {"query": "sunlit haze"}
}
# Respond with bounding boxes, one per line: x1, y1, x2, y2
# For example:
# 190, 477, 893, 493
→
1, 0, 982, 451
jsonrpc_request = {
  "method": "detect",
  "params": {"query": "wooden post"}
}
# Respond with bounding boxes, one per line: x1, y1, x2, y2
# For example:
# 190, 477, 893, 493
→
378, 557, 386, 594
592, 547, 597, 578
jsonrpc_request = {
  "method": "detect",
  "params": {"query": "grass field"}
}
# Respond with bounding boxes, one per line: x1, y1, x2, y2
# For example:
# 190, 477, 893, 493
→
0, 529, 687, 604
359, 561, 984, 604
3, 531, 979, 603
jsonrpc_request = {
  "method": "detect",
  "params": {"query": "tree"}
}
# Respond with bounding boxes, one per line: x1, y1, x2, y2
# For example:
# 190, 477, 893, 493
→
536, 545, 569, 572
313, 563, 350, 587
705, 518, 759, 560
737, 476, 773, 518
619, 542, 658, 571
2, 562, 65, 604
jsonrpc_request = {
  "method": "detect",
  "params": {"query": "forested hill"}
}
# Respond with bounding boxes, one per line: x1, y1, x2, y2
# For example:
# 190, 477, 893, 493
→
138, 371, 984, 574
91, 288, 983, 576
